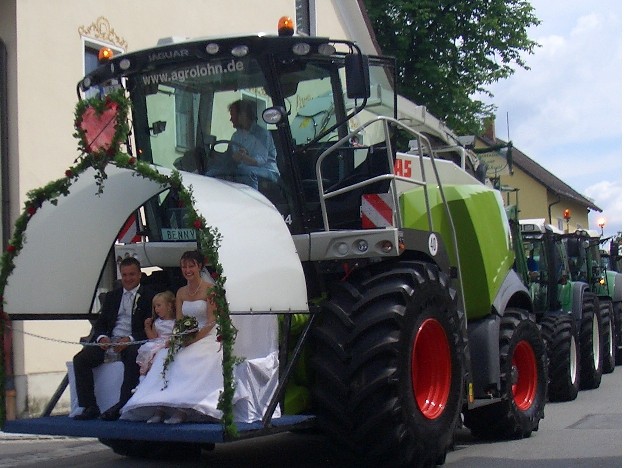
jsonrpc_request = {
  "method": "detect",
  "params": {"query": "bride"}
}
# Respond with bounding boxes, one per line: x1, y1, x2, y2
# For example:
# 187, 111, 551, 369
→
120, 250, 222, 424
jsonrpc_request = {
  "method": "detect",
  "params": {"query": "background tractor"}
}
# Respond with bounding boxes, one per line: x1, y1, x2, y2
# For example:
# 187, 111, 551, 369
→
518, 219, 603, 402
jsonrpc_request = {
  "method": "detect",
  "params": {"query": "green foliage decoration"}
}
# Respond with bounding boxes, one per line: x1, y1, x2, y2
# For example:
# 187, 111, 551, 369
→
0, 90, 239, 437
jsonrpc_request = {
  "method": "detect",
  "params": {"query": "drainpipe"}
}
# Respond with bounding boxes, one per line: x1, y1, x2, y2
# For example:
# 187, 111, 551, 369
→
548, 195, 561, 225
0, 39, 15, 423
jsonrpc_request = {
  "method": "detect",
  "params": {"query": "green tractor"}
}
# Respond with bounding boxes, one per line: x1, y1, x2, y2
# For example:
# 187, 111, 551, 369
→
565, 229, 622, 370
518, 219, 603, 401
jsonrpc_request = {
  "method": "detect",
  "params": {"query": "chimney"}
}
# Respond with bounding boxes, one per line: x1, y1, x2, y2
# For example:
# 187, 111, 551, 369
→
483, 118, 496, 141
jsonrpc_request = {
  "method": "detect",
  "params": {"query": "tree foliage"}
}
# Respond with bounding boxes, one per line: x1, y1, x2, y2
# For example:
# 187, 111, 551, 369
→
363, 0, 540, 135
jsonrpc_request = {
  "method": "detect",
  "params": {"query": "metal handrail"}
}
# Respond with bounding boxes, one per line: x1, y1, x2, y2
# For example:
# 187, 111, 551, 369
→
313, 115, 466, 316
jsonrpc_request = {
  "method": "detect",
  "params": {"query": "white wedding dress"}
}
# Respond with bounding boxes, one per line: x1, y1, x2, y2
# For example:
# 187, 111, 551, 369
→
120, 300, 224, 422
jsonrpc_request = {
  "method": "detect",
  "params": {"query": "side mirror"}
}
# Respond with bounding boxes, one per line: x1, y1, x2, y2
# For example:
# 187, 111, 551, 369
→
262, 106, 288, 125
345, 54, 370, 99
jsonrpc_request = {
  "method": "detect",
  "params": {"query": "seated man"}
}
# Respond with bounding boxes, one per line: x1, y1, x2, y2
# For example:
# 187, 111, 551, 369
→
206, 99, 279, 189
72, 257, 155, 420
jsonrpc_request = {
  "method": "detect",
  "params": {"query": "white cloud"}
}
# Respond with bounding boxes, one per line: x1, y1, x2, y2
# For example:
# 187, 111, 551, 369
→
485, 0, 622, 236
585, 180, 622, 237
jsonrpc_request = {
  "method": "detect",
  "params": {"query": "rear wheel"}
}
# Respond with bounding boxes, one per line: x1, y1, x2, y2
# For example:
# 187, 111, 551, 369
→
579, 292, 602, 389
600, 301, 616, 374
310, 261, 464, 467
464, 308, 547, 439
540, 314, 580, 401
614, 302, 622, 366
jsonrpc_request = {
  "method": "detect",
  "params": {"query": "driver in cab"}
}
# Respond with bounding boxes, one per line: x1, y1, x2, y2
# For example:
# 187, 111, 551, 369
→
206, 99, 279, 190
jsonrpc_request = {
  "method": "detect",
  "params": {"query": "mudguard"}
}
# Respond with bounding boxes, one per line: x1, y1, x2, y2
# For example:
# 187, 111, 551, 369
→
570, 281, 590, 322
491, 269, 532, 317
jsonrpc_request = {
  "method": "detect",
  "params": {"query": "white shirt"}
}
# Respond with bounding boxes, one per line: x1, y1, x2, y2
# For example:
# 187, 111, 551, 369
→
98, 285, 140, 342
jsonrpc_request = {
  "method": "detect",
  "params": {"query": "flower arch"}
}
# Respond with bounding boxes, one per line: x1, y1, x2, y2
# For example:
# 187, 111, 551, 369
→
0, 89, 238, 436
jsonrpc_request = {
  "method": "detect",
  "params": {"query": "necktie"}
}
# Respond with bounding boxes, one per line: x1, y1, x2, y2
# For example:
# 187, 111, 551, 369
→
123, 290, 133, 313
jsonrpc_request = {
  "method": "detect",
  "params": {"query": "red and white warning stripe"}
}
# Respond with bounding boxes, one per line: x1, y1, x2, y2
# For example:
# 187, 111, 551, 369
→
117, 212, 142, 243
361, 193, 394, 229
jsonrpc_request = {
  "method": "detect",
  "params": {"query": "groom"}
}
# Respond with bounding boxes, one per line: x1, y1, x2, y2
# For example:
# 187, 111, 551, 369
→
73, 256, 155, 421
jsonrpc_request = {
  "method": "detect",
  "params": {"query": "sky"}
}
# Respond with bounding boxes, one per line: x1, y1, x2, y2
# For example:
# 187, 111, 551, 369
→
484, 0, 622, 240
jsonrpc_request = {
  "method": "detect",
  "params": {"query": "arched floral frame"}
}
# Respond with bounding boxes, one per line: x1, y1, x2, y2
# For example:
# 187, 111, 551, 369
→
0, 89, 238, 436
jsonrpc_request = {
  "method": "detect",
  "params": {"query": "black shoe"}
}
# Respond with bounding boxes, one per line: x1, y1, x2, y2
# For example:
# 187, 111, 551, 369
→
100, 402, 123, 421
74, 406, 100, 420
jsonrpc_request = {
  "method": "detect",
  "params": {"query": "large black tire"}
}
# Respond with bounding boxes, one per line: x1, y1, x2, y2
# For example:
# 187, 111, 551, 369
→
579, 291, 602, 389
310, 261, 464, 467
600, 301, 616, 374
614, 302, 622, 366
540, 314, 580, 401
463, 308, 547, 440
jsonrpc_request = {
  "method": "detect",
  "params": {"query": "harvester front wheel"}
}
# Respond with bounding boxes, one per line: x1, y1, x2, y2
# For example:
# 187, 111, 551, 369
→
579, 292, 602, 389
464, 308, 547, 439
540, 314, 580, 401
311, 261, 464, 467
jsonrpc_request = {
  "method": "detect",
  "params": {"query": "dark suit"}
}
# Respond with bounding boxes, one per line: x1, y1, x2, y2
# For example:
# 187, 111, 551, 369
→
73, 284, 155, 410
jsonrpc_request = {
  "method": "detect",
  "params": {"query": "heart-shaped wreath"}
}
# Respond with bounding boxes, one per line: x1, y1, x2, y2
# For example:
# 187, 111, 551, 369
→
73, 89, 131, 194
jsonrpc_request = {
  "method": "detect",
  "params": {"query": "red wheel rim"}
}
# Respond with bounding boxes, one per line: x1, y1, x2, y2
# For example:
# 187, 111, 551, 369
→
512, 340, 537, 410
411, 318, 451, 419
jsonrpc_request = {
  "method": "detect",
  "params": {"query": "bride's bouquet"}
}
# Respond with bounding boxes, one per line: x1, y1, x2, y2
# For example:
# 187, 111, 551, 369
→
161, 315, 199, 389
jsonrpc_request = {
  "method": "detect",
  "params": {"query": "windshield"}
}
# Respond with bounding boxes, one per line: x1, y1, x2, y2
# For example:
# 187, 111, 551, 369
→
131, 56, 275, 174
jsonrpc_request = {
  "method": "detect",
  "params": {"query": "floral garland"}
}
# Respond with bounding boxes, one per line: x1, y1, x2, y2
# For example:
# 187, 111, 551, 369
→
161, 315, 199, 389
0, 89, 239, 437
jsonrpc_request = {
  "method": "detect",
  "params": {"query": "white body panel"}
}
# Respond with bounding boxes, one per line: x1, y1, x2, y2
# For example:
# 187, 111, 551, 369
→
4, 166, 308, 316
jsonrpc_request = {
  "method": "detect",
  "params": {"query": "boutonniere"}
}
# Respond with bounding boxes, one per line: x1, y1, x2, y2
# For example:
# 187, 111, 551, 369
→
132, 292, 141, 314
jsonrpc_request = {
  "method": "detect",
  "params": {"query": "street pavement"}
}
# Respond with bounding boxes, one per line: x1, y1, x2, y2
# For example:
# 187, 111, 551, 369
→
0, 367, 621, 467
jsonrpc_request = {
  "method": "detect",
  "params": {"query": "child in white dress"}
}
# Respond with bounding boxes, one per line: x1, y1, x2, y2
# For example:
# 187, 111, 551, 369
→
136, 291, 176, 379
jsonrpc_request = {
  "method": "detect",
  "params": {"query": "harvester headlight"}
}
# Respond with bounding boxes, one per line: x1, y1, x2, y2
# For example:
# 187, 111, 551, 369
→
231, 45, 249, 57
205, 43, 220, 54
292, 43, 311, 55
335, 242, 349, 256
119, 58, 131, 70
379, 240, 393, 253
600, 277, 606, 286
355, 239, 369, 253
318, 43, 336, 56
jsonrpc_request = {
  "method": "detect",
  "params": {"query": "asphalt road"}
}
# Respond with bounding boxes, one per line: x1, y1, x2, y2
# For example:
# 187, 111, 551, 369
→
0, 367, 621, 467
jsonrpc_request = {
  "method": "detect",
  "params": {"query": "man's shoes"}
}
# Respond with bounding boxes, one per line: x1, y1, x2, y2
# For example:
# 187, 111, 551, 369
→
73, 406, 100, 420
164, 409, 187, 424
100, 402, 123, 421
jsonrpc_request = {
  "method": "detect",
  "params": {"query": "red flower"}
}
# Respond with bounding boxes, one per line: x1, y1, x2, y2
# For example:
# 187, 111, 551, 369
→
193, 219, 203, 229
7, 245, 15, 253
65, 169, 74, 178
211, 271, 219, 280
216, 335, 222, 343
27, 206, 37, 216
128, 157, 136, 165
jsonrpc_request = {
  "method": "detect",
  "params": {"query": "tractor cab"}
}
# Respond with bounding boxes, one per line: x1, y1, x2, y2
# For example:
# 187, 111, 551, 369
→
565, 229, 605, 290
520, 219, 572, 313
